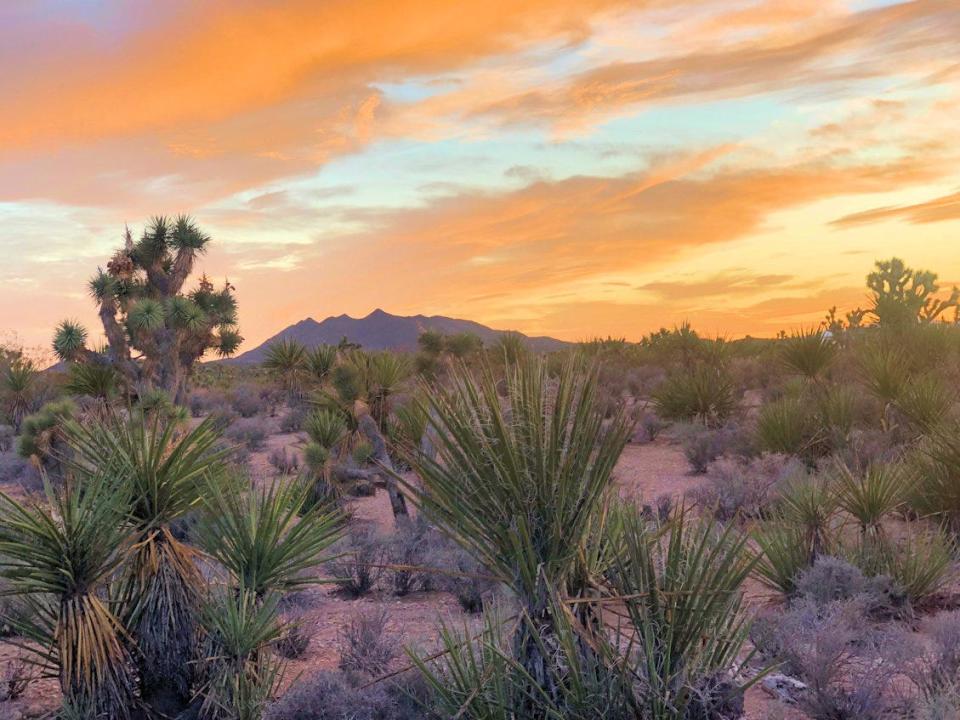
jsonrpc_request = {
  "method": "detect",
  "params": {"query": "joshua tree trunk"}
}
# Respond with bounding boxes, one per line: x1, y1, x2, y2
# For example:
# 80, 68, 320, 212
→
358, 413, 408, 520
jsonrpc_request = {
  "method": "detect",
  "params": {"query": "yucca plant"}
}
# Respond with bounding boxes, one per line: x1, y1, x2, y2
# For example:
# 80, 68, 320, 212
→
64, 360, 121, 404
608, 510, 760, 719
366, 352, 411, 431
910, 425, 960, 529
755, 397, 818, 459
832, 461, 905, 539
751, 523, 811, 596
780, 328, 837, 382
195, 477, 343, 598
199, 587, 286, 720
306, 344, 337, 383
1, 358, 35, 431
777, 475, 836, 563
877, 527, 956, 606
652, 366, 736, 426
407, 355, 631, 712
0, 473, 136, 717
816, 386, 858, 451
263, 339, 308, 399
896, 374, 954, 435
64, 415, 229, 714
491, 332, 528, 366
859, 345, 911, 410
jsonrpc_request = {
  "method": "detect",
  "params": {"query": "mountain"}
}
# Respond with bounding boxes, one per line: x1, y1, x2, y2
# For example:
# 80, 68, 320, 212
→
228, 309, 569, 364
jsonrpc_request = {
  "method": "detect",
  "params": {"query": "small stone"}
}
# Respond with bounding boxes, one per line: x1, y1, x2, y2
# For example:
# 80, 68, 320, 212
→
761, 672, 807, 704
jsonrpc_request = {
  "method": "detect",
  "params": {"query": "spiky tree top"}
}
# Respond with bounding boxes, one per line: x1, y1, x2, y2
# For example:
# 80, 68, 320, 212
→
53, 216, 242, 401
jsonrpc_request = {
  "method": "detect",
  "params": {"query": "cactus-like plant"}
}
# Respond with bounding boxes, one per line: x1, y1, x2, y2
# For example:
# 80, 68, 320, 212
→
52, 216, 242, 404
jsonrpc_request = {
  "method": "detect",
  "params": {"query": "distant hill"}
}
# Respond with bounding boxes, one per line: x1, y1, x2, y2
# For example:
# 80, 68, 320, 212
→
228, 309, 569, 364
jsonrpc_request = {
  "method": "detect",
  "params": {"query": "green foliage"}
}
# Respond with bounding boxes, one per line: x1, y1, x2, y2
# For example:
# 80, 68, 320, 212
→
306, 344, 338, 382
652, 366, 736, 426
1, 358, 35, 430
859, 345, 911, 404
196, 478, 342, 598
491, 332, 527, 366
896, 374, 955, 434
752, 523, 811, 596
911, 424, 960, 529
0, 473, 136, 717
52, 217, 242, 403
64, 361, 120, 401
263, 339, 308, 398
200, 588, 285, 720
609, 511, 759, 719
52, 320, 88, 362
755, 397, 817, 458
833, 461, 905, 536
17, 399, 75, 462
865, 257, 959, 326
780, 328, 837, 380
305, 408, 347, 450
64, 416, 228, 710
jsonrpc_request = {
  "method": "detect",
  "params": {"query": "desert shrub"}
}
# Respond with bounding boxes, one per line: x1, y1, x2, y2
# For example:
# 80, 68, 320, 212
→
274, 621, 311, 659
0, 452, 30, 486
780, 329, 837, 381
352, 440, 374, 465
265, 670, 433, 720
692, 453, 801, 521
225, 417, 269, 451
911, 424, 960, 529
279, 405, 308, 433
909, 611, 960, 712
187, 388, 228, 418
0, 426, 13, 452
433, 545, 496, 614
305, 408, 347, 451
632, 407, 667, 443
793, 555, 908, 618
17, 399, 75, 459
338, 608, 398, 676
832, 461, 905, 536
816, 385, 860, 451
896, 374, 955, 434
752, 523, 812, 596
677, 424, 728, 474
268, 446, 299, 475
0, 657, 30, 702
753, 596, 908, 719
756, 396, 818, 458
326, 527, 386, 597
303, 443, 330, 474
230, 383, 267, 418
873, 529, 955, 607
652, 366, 736, 426
386, 516, 435, 596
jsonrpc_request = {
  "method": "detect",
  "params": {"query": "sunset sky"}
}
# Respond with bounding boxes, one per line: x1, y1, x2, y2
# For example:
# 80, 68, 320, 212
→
2, 0, 959, 354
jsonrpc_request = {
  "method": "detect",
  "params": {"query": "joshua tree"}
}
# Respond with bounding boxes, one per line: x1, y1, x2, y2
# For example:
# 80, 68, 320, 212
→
52, 216, 242, 404
865, 257, 959, 327
1, 357, 36, 431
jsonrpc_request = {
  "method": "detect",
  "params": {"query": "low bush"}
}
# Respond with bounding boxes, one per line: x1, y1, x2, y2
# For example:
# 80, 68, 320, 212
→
230, 384, 269, 418
265, 670, 433, 720
652, 366, 736, 426
268, 447, 300, 475
326, 527, 386, 598
338, 608, 398, 676
225, 417, 269, 451
279, 405, 308, 433
386, 516, 435, 596
429, 544, 496, 614
0, 426, 13, 453
274, 621, 312, 660
692, 453, 801, 521
632, 408, 667, 443
677, 423, 740, 474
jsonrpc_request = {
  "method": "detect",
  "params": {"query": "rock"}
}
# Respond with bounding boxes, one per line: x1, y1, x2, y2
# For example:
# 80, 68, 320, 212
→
761, 673, 807, 704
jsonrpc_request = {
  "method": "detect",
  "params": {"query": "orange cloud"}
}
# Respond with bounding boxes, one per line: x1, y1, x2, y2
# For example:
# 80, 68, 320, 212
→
469, 0, 960, 129
831, 189, 960, 227
0, 0, 636, 150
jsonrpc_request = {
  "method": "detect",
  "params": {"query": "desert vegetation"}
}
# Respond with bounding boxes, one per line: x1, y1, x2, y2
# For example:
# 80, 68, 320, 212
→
0, 246, 958, 720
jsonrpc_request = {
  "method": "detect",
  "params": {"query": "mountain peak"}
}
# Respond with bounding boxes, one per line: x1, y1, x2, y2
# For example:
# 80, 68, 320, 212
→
228, 311, 569, 364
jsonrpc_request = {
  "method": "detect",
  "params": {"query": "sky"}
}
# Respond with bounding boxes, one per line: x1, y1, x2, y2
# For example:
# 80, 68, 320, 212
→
2, 0, 959, 355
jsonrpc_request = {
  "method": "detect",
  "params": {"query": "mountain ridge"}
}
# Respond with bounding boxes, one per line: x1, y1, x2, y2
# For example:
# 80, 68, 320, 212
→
227, 309, 569, 364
